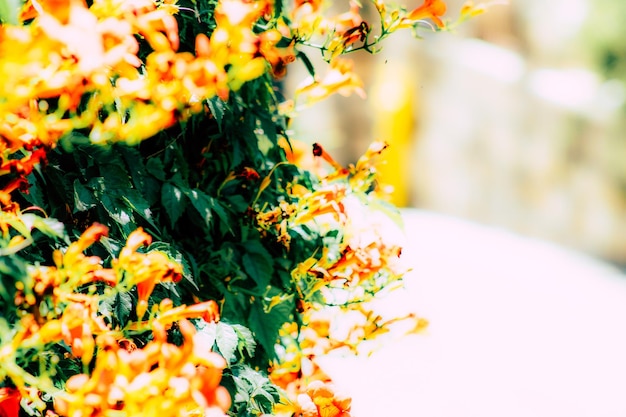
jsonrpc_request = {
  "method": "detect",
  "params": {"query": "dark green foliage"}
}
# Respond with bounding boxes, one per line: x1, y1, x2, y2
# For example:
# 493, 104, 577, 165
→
8, 64, 323, 415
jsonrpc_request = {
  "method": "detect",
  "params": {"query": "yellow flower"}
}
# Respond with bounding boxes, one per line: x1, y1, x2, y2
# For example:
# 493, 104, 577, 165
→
62, 223, 109, 264
114, 228, 183, 318
460, 1, 487, 18
294, 0, 324, 13
402, 0, 447, 29
155, 301, 221, 327
55, 319, 231, 417
305, 380, 351, 417
295, 58, 365, 106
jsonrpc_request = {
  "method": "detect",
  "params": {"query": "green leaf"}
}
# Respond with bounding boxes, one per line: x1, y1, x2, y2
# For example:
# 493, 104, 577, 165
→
151, 281, 182, 306
86, 176, 106, 193
121, 189, 159, 232
230, 364, 280, 415
45, 164, 75, 216
117, 145, 146, 191
98, 236, 124, 259
221, 291, 249, 325
259, 116, 277, 144
73, 179, 98, 212
253, 391, 276, 414
100, 193, 134, 236
227, 194, 248, 213
240, 240, 273, 288
247, 295, 293, 360
88, 145, 125, 165
100, 291, 133, 328
101, 163, 133, 193
296, 50, 316, 77
195, 320, 217, 350
0, 257, 26, 313
161, 182, 187, 228
232, 324, 256, 358
115, 292, 133, 327
23, 169, 47, 208
216, 322, 238, 364
207, 97, 225, 129
273, 0, 283, 18
185, 188, 215, 228
146, 157, 166, 181
212, 200, 233, 236
241, 254, 265, 288
29, 216, 66, 240
141, 175, 162, 206
163, 143, 190, 182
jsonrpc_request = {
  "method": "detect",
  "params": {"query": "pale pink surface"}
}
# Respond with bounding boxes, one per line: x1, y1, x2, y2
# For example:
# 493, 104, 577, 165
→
319, 209, 626, 417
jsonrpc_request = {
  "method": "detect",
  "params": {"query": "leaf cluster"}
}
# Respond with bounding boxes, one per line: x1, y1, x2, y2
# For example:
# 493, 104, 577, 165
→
6, 76, 323, 417
0, 0, 450, 415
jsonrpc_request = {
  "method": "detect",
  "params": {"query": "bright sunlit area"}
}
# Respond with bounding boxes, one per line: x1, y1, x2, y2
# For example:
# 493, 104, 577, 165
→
287, 0, 626, 415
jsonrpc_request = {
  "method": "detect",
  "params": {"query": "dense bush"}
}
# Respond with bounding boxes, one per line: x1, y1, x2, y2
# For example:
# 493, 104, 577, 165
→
0, 0, 480, 416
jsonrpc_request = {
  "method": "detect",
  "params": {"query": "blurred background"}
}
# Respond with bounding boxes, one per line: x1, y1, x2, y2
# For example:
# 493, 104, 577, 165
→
285, 0, 626, 267
284, 4, 626, 414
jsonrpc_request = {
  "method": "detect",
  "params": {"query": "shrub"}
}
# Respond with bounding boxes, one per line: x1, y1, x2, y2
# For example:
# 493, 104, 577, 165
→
0, 0, 480, 416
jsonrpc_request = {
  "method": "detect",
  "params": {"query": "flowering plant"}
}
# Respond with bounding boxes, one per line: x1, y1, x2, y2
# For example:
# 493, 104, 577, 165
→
0, 0, 482, 416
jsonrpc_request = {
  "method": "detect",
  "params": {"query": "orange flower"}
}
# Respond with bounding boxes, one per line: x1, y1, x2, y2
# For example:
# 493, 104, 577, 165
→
0, 178, 29, 212
236, 166, 260, 181
0, 147, 47, 177
278, 137, 323, 173
259, 29, 296, 78
276, 379, 351, 417
295, 57, 365, 106
29, 296, 110, 362
405, 0, 447, 28
293, 184, 347, 224
63, 223, 109, 263
154, 301, 221, 327
305, 381, 351, 417
0, 144, 47, 211
311, 143, 346, 174
332, 0, 364, 33
56, 319, 230, 417
28, 223, 117, 298
114, 228, 183, 318
0, 388, 21, 417
294, 0, 324, 13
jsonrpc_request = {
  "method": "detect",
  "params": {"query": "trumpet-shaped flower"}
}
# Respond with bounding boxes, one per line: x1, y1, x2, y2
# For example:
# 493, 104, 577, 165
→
55, 319, 230, 417
0, 388, 20, 417
402, 0, 447, 28
295, 58, 365, 106
114, 228, 183, 318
